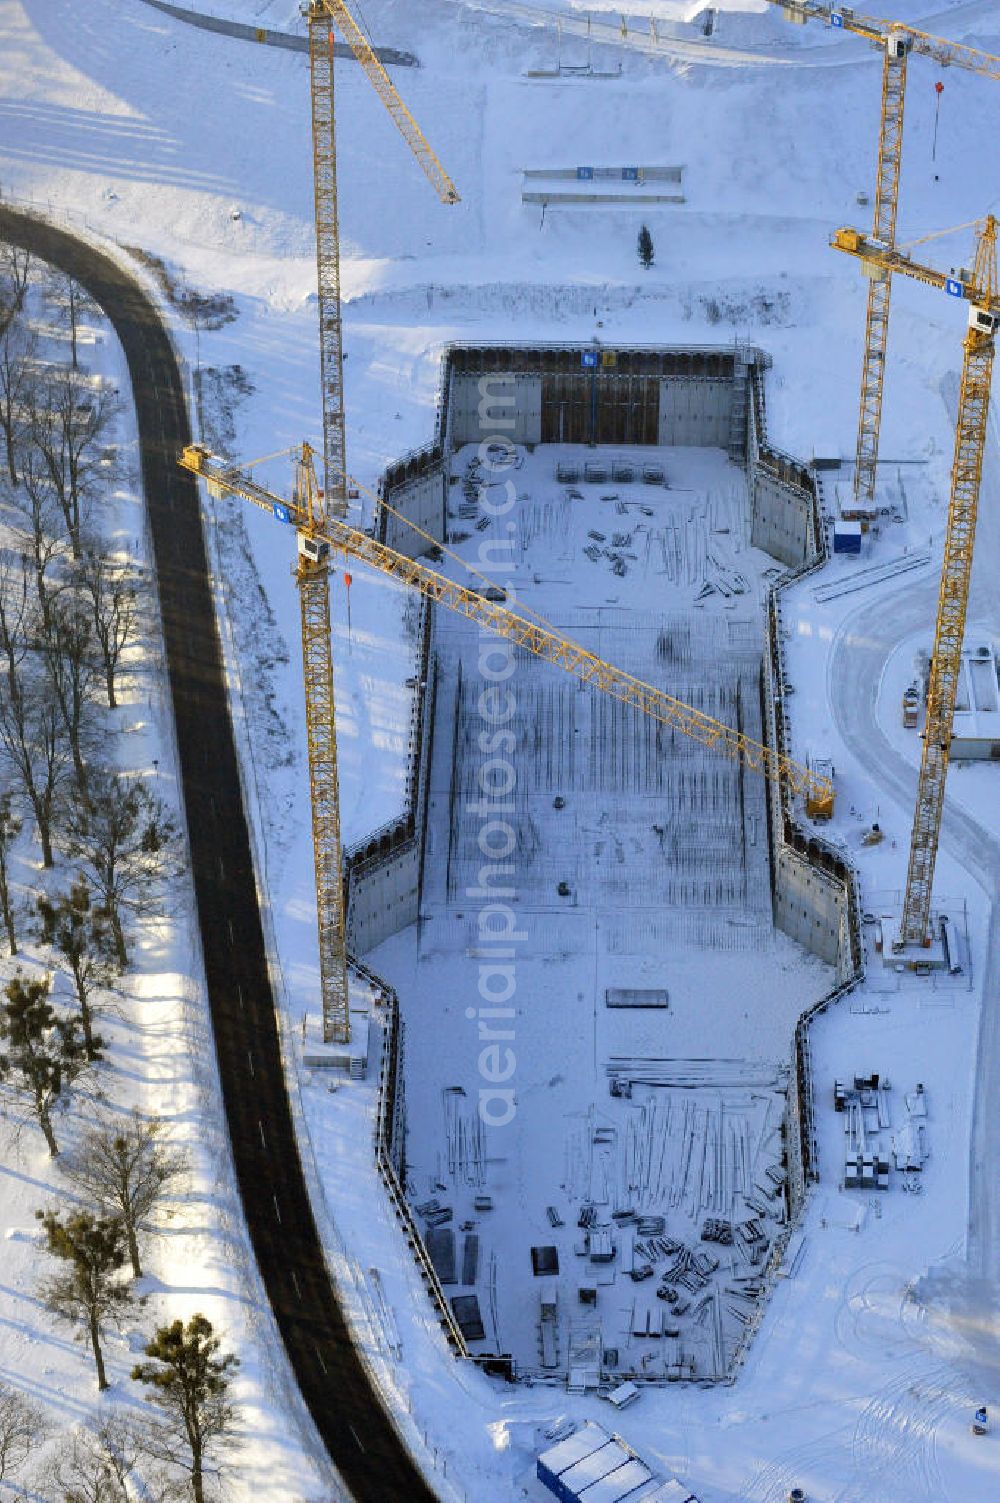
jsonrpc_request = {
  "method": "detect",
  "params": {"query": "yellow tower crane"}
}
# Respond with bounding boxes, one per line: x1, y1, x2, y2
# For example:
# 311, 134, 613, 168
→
297, 2, 458, 1041
767, 3, 1000, 511
832, 216, 999, 948
179, 439, 834, 825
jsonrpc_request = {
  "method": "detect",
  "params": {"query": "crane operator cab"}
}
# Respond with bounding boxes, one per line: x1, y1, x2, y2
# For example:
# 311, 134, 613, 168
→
297, 532, 331, 566
970, 305, 999, 336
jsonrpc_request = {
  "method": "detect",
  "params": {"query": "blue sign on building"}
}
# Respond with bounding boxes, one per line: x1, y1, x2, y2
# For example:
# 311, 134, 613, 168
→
945, 278, 964, 299
830, 11, 845, 27
577, 166, 594, 181
581, 350, 599, 369
273, 503, 292, 524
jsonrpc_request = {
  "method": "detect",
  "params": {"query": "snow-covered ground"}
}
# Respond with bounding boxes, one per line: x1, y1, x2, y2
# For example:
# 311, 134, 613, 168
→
0, 285, 330, 1498
3, 0, 1000, 1497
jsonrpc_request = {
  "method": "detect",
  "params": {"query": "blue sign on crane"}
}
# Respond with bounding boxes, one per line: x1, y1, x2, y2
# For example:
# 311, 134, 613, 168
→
945, 278, 964, 298
273, 502, 292, 524
830, 11, 845, 27
581, 350, 599, 369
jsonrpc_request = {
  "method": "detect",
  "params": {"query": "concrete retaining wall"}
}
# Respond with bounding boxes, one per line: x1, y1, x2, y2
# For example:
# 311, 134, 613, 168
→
449, 372, 542, 446
343, 603, 436, 954
748, 365, 818, 569
657, 376, 733, 447
377, 444, 448, 557
441, 342, 752, 457
749, 372, 866, 1210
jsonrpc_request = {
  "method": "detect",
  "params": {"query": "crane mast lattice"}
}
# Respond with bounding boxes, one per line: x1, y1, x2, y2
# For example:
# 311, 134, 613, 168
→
298, 1, 458, 1041
832, 217, 1000, 946
768, 3, 1000, 510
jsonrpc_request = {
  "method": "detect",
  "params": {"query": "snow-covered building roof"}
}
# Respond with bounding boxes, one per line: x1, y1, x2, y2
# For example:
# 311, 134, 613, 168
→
952, 641, 1000, 757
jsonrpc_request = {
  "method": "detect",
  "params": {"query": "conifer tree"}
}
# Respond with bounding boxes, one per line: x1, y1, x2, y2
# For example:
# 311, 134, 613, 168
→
37, 877, 115, 1060
0, 975, 89, 1155
132, 1315, 239, 1503
638, 224, 654, 269
36, 1209, 132, 1391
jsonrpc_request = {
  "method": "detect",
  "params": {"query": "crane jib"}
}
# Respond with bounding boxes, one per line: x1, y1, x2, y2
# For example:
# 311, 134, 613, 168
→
177, 445, 835, 813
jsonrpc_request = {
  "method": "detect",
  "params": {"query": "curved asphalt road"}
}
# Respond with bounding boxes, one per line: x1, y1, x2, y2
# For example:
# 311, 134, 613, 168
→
0, 206, 437, 1503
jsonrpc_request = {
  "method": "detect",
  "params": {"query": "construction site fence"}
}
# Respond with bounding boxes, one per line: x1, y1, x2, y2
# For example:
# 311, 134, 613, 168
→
749, 362, 866, 1213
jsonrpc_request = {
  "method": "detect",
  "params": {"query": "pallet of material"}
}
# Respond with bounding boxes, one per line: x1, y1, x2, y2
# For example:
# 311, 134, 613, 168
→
461, 1232, 479, 1286
451, 1294, 485, 1342
426, 1226, 456, 1284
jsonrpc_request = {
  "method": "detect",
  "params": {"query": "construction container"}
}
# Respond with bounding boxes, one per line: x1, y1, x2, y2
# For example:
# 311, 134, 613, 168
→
640, 1482, 701, 1503
578, 1458, 653, 1502
537, 1423, 612, 1500
833, 520, 862, 554
559, 1440, 634, 1501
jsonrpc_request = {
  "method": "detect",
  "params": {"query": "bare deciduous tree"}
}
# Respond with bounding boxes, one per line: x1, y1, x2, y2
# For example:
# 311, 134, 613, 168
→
0, 242, 31, 340
0, 792, 22, 956
41, 1413, 173, 1503
78, 549, 140, 710
45, 269, 100, 375
60, 769, 177, 967
38, 589, 99, 795
0, 671, 72, 867
61, 1110, 188, 1279
0, 974, 90, 1156
37, 877, 115, 1061
0, 549, 31, 697
28, 367, 116, 559
0, 1379, 47, 1486
36, 1209, 132, 1391
0, 554, 71, 866
0, 319, 37, 485
14, 450, 69, 622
